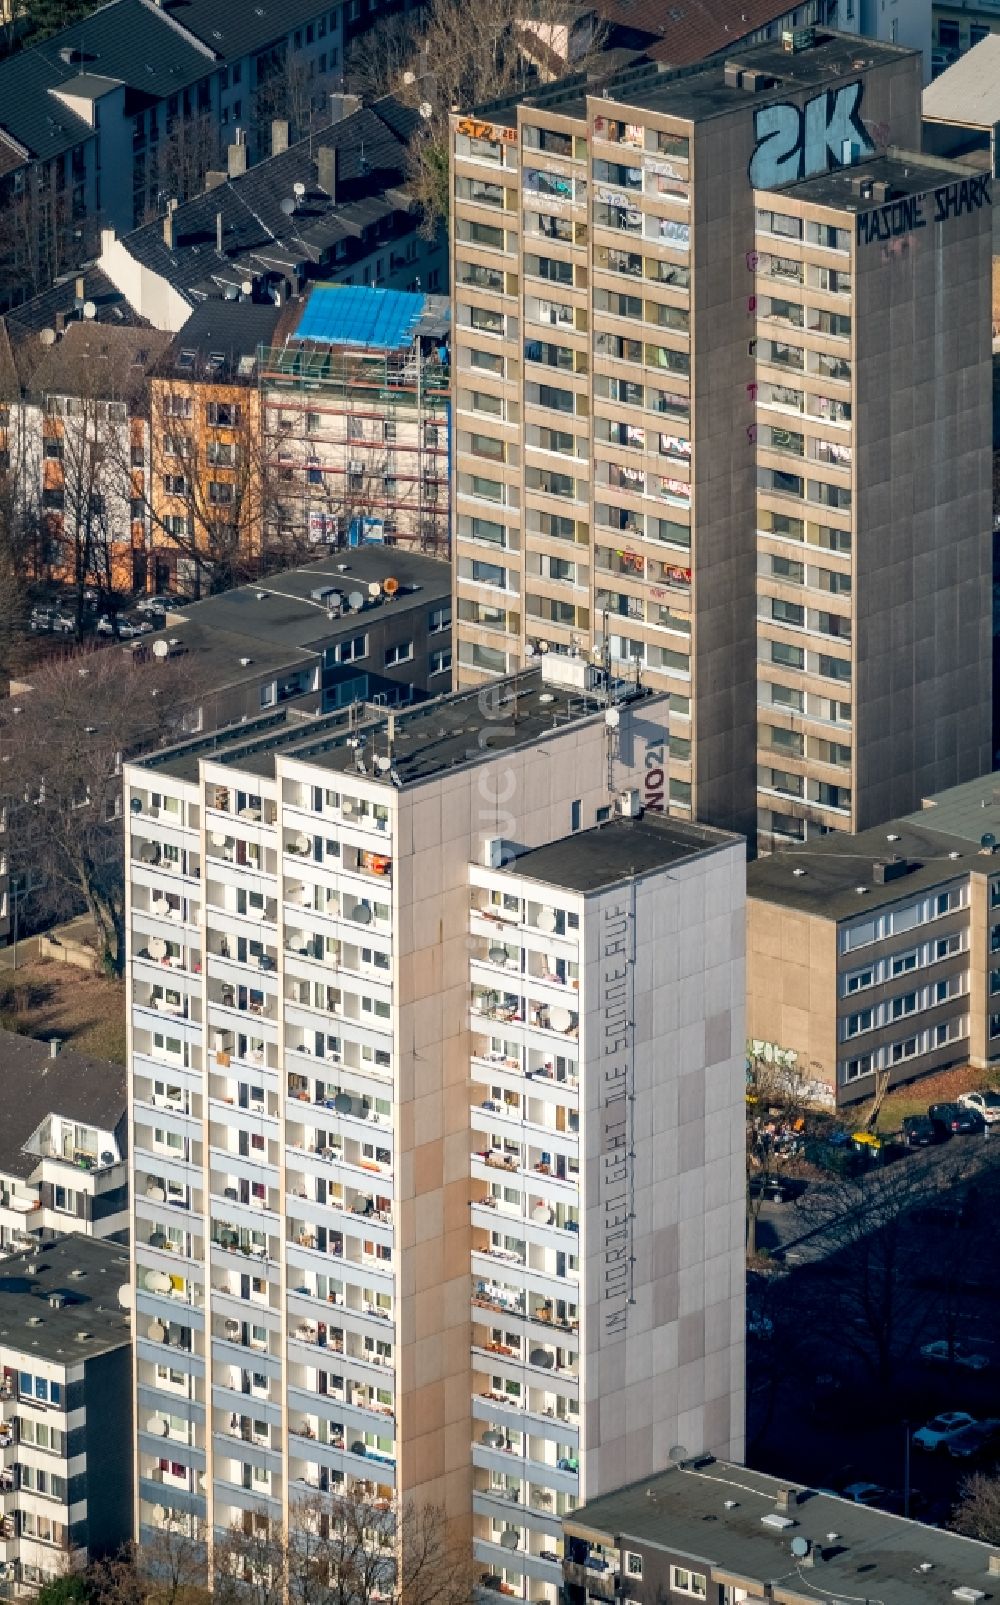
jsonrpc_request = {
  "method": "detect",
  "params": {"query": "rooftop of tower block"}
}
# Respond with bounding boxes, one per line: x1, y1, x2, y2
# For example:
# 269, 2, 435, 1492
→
474, 30, 916, 129
137, 664, 660, 787
501, 813, 741, 893
773, 147, 984, 209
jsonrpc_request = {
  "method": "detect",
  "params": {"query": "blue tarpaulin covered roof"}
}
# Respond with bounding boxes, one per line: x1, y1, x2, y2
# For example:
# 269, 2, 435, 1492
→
290, 285, 427, 351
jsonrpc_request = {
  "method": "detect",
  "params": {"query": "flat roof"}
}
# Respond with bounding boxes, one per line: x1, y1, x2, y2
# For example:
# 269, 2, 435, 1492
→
903, 771, 1000, 848
0, 1236, 131, 1365
567, 1459, 996, 1605
775, 147, 979, 209
503, 814, 740, 892
138, 667, 660, 788
923, 32, 1000, 128
746, 817, 984, 922
139, 551, 450, 698
483, 30, 915, 129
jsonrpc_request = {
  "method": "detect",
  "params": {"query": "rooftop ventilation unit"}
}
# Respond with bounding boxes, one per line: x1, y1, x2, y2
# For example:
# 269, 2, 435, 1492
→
761, 1513, 796, 1530
540, 654, 597, 692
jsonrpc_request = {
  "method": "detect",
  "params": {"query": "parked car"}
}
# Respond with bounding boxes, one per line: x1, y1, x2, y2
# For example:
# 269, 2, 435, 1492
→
902, 1115, 945, 1148
947, 1420, 1000, 1460
95, 615, 117, 635
135, 593, 188, 613
920, 1340, 990, 1372
913, 1412, 976, 1451
749, 1174, 793, 1203
929, 1101, 982, 1134
841, 1482, 890, 1506
29, 607, 53, 632
958, 1090, 1000, 1126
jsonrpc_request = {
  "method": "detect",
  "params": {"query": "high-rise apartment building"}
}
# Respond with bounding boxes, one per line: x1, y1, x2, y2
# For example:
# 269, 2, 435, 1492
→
449, 30, 991, 844
124, 658, 745, 1603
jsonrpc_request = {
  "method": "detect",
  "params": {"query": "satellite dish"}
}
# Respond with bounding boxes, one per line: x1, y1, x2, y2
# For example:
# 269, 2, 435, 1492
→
367, 581, 382, 599
790, 1538, 810, 1559
530, 1347, 554, 1368
293, 181, 306, 198
499, 1531, 519, 1551
39, 328, 56, 346
419, 101, 433, 120
152, 638, 170, 659
351, 903, 372, 924
148, 936, 167, 959
241, 280, 253, 296
669, 1444, 689, 1465
375, 755, 391, 773
537, 639, 550, 653
148, 1319, 166, 1343
334, 1092, 353, 1114
210, 832, 227, 846
605, 707, 621, 729
348, 591, 365, 611
147, 1416, 170, 1437
532, 1204, 553, 1224
145, 1269, 171, 1294
82, 300, 97, 320
294, 832, 310, 852
117, 1284, 133, 1310
982, 832, 996, 849
537, 907, 556, 934
280, 197, 296, 214
550, 1006, 572, 1033
524, 642, 537, 658
383, 577, 399, 596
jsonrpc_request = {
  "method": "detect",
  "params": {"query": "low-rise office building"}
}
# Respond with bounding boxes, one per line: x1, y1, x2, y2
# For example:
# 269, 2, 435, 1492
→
0, 1237, 133, 1597
561, 1459, 999, 1605
0, 1034, 127, 1257
747, 774, 1000, 1104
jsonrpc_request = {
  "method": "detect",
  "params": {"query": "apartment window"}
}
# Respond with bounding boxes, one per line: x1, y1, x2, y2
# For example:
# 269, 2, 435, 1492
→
891, 951, 917, 977
163, 395, 192, 419
428, 604, 451, 633
771, 598, 804, 627
206, 401, 242, 427
625, 1554, 643, 1579
384, 641, 413, 667
846, 967, 874, 994
769, 640, 804, 669
846, 1009, 873, 1038
844, 1054, 872, 1083
429, 648, 452, 676
670, 1568, 706, 1599
53, 1186, 77, 1213
891, 992, 917, 1020
571, 800, 581, 832
163, 474, 186, 496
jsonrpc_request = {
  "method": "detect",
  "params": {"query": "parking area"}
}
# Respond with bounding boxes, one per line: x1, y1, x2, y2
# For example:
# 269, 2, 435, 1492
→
747, 1133, 1000, 1526
27, 586, 189, 643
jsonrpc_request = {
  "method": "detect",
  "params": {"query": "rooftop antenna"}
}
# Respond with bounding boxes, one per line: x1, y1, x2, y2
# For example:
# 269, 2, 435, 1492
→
386, 710, 396, 771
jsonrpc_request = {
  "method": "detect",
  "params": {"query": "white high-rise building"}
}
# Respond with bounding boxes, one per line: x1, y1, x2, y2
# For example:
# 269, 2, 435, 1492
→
124, 658, 745, 1600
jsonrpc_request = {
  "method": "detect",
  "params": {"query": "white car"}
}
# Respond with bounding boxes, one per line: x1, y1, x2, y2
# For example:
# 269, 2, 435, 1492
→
912, 1412, 976, 1451
958, 1090, 1000, 1125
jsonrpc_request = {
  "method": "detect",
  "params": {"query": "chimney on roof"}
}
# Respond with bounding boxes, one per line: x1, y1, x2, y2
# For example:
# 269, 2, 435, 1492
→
163, 198, 178, 249
49, 1038, 61, 1059
328, 91, 360, 124
271, 117, 289, 157
204, 169, 226, 192
74, 274, 85, 302
317, 145, 337, 201
228, 132, 248, 180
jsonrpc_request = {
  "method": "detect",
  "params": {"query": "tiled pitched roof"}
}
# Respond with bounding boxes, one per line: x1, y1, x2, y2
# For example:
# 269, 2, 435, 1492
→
155, 0, 335, 64
0, 0, 214, 162
119, 98, 415, 303
0, 1030, 126, 1182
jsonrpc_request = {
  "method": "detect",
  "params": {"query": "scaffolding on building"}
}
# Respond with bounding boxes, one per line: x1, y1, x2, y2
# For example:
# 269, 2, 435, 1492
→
258, 339, 451, 557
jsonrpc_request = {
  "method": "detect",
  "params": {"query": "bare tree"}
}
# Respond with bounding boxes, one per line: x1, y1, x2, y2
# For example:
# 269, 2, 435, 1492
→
144, 382, 307, 597
954, 1474, 1000, 1545
0, 180, 84, 308
252, 49, 339, 148
88, 1528, 209, 1605
0, 645, 200, 973
283, 1491, 475, 1605
155, 114, 224, 209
